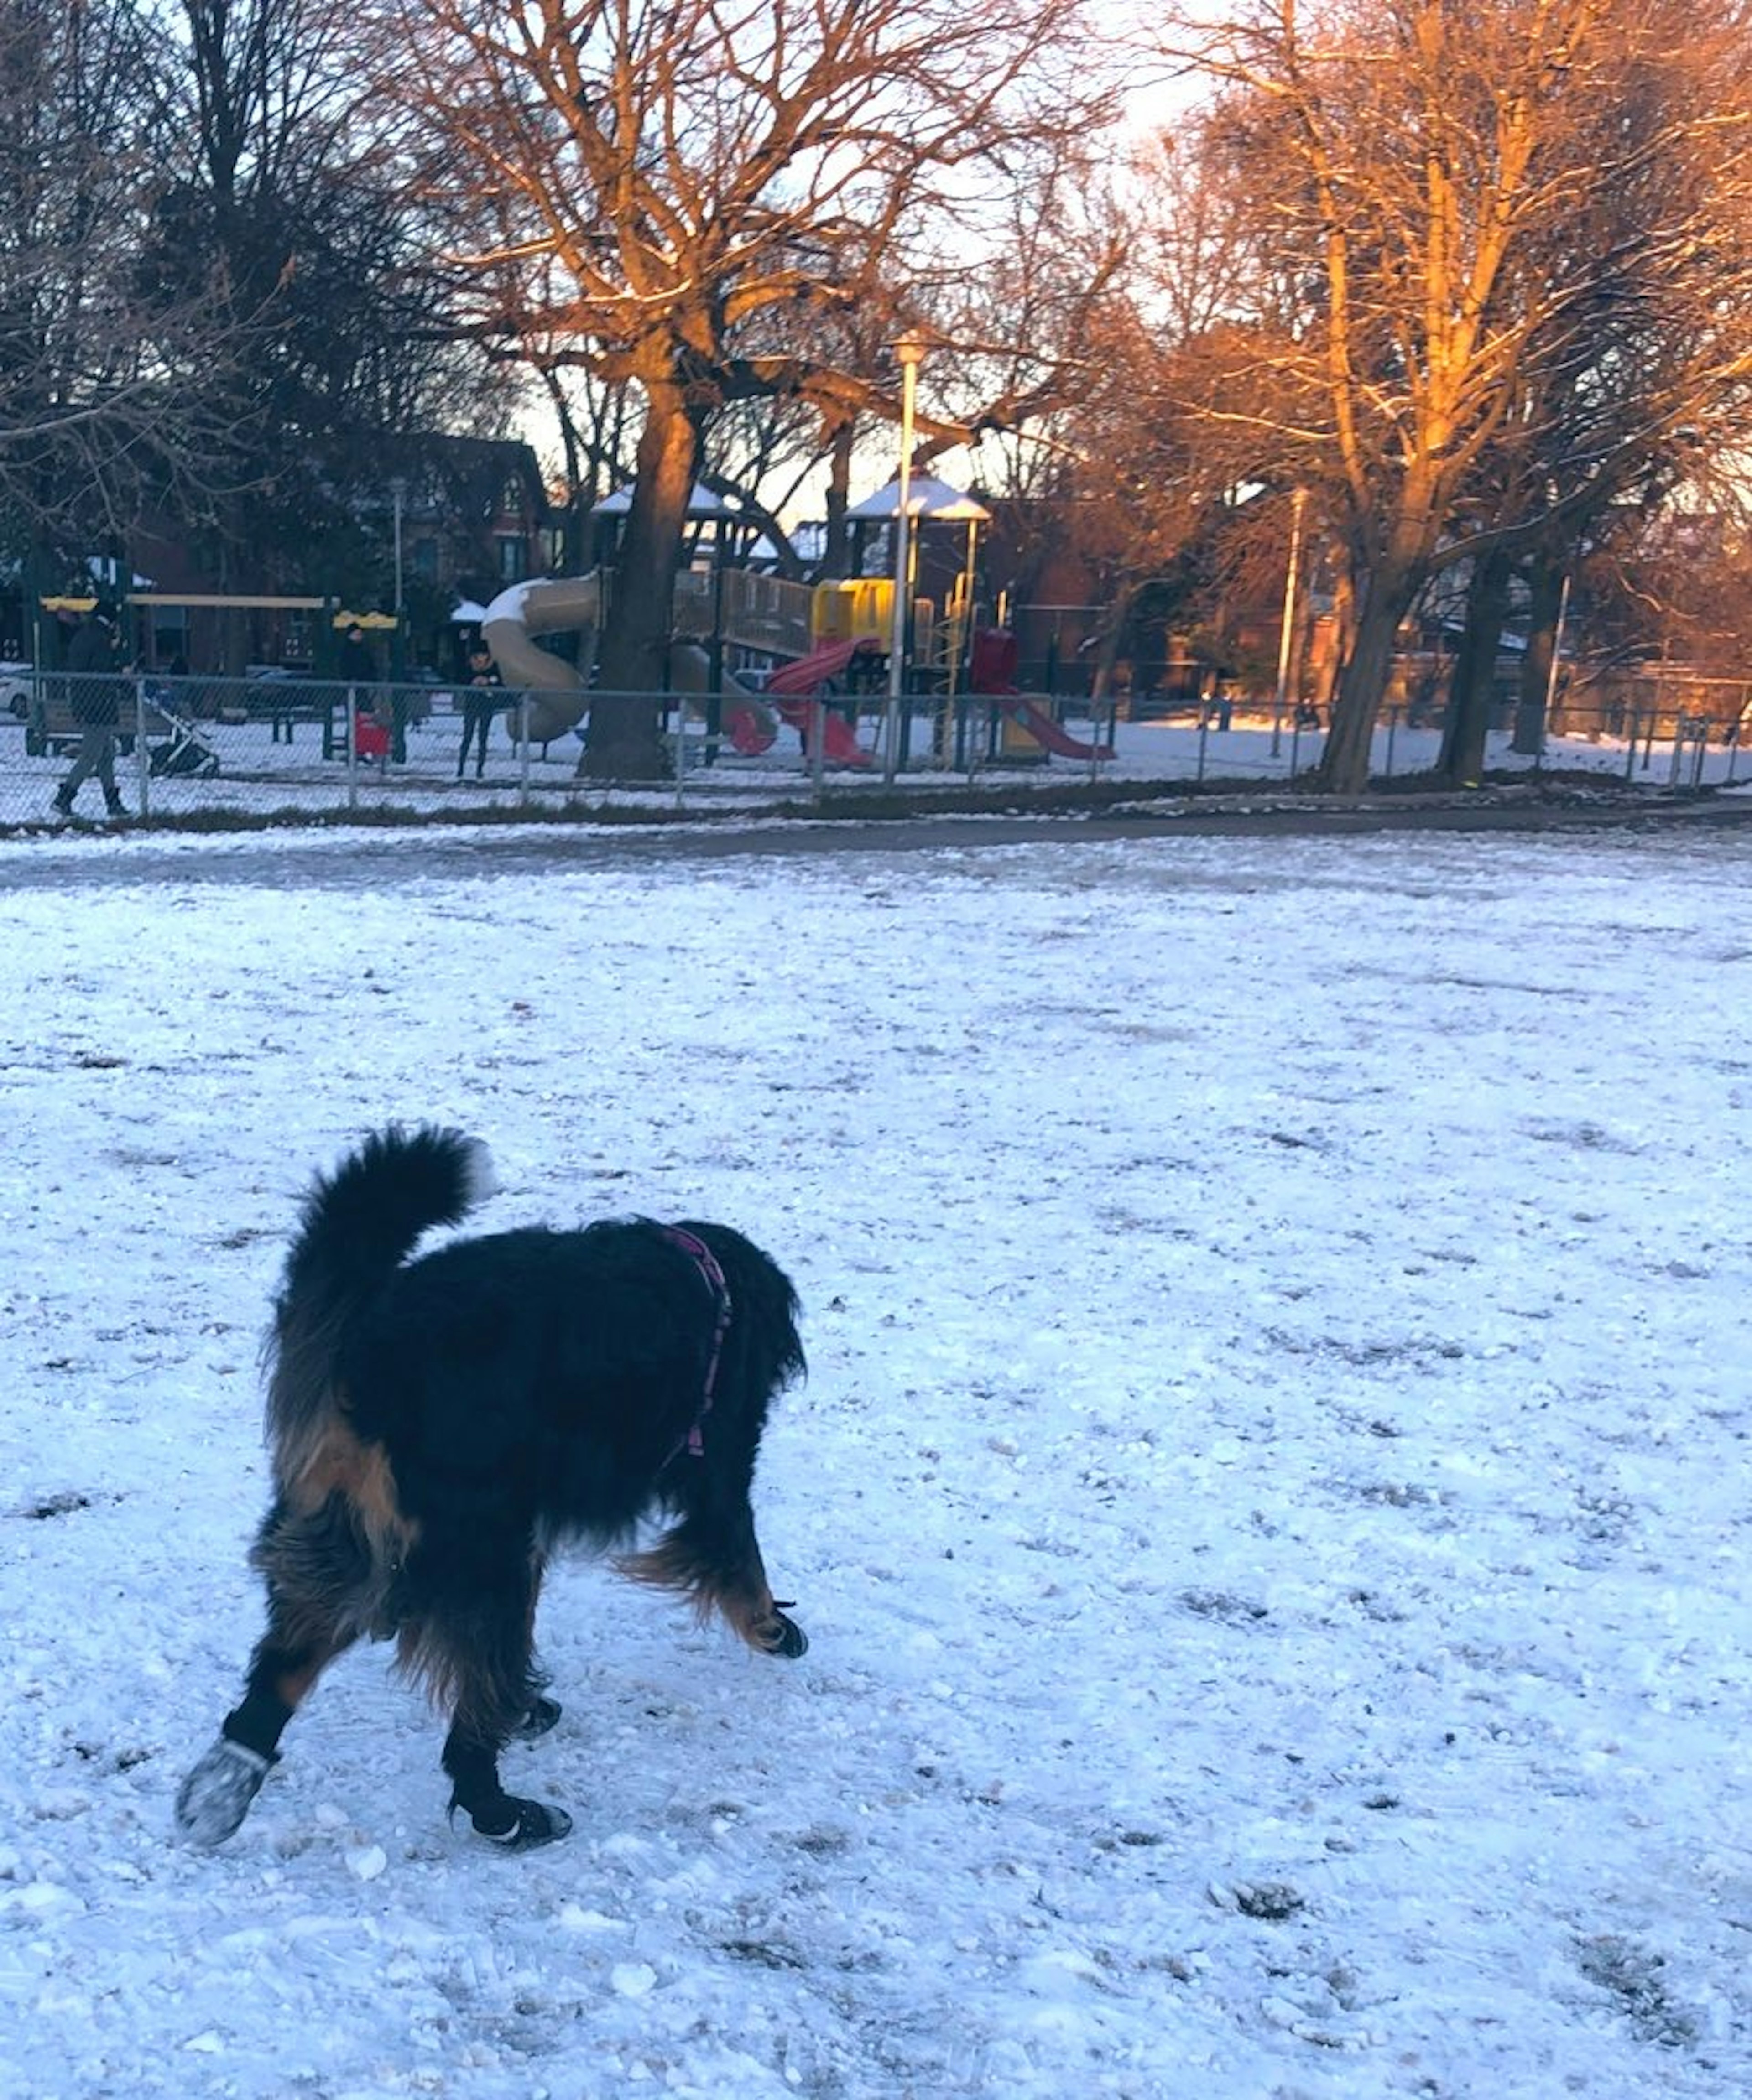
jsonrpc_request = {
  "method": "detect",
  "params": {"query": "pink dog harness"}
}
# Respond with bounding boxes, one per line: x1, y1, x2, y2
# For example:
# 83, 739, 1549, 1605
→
659, 1226, 731, 1456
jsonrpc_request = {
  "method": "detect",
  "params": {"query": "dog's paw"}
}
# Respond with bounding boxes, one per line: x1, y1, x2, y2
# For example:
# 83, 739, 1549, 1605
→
174, 1737, 274, 1848
471, 1796, 573, 1851
513, 1695, 562, 1741
758, 1608, 808, 1659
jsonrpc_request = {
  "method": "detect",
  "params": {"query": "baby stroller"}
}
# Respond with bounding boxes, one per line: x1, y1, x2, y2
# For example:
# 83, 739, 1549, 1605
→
142, 685, 220, 779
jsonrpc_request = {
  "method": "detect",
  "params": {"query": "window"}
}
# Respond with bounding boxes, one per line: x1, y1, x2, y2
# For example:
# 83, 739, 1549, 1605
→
496, 535, 528, 583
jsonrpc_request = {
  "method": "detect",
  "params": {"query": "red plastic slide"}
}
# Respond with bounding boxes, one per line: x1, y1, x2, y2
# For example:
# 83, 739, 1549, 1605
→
762, 637, 878, 697
758, 636, 879, 765
969, 626, 1114, 761
1006, 697, 1115, 762
725, 702, 778, 754
773, 699, 869, 764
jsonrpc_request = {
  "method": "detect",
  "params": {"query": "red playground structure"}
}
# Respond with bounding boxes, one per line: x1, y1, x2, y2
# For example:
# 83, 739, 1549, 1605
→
968, 629, 1115, 762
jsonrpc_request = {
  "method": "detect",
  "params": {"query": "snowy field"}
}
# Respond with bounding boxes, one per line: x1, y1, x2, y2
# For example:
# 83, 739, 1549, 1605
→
0, 818, 1748, 2099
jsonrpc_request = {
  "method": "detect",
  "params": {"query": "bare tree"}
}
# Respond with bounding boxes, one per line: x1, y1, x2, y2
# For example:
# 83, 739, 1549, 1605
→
141, 0, 511, 596
0, 0, 244, 568
392, 0, 1119, 778
1154, 0, 1752, 793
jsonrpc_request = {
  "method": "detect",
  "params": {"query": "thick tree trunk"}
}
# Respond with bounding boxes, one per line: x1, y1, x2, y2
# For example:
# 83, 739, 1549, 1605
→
1081, 581, 1142, 703
1513, 551, 1563, 757
1316, 559, 1421, 794
587, 379, 701, 781
1436, 546, 1513, 785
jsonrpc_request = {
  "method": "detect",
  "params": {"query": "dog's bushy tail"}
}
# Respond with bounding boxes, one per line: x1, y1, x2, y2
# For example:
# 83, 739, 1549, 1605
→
265, 1124, 497, 1476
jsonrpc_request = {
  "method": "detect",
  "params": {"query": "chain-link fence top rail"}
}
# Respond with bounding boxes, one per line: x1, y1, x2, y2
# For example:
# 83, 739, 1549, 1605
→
1, 671, 1743, 830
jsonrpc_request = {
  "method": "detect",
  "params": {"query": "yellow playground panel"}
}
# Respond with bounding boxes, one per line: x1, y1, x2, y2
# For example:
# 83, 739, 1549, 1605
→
811, 578, 893, 644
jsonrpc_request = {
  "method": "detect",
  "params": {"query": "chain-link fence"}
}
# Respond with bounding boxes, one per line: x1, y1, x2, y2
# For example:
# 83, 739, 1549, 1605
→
1, 672, 1742, 830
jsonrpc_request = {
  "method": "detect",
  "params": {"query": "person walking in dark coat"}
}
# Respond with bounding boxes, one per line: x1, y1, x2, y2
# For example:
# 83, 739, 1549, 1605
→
339, 621, 376, 686
456, 641, 502, 780
53, 600, 128, 819
336, 620, 388, 764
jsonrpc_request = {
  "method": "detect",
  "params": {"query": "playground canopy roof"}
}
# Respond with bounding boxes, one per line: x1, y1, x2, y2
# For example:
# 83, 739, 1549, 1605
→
847, 476, 991, 523
591, 482, 744, 518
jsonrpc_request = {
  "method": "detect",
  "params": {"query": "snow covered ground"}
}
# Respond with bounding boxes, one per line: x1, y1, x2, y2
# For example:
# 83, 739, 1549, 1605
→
0, 817, 1748, 2099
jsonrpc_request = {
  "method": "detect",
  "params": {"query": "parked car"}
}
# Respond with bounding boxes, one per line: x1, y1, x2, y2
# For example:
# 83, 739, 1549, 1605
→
0, 660, 34, 719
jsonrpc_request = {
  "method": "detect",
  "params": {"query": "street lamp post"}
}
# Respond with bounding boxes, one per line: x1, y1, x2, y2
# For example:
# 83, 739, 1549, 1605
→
884, 332, 927, 783
1271, 487, 1306, 758
390, 475, 407, 676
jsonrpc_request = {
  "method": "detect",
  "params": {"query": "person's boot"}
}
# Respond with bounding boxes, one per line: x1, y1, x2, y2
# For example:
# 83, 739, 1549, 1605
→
104, 793, 129, 819
52, 786, 74, 817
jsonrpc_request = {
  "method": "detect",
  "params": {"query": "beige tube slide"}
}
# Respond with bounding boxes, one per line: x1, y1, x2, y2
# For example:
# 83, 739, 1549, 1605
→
480, 574, 602, 743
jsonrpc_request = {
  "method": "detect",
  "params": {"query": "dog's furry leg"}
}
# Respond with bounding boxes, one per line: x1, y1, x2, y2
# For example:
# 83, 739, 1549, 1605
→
175, 1498, 365, 1847
620, 1500, 808, 1659
403, 1549, 573, 1850
513, 1551, 562, 1740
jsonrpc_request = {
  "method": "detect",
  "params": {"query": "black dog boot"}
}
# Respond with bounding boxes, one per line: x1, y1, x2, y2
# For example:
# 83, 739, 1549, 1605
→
513, 1694, 563, 1740
175, 1737, 276, 1847
455, 1793, 574, 1852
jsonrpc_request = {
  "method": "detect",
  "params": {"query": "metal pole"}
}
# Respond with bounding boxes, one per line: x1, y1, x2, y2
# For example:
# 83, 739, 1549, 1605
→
1271, 488, 1305, 759
883, 333, 926, 784
391, 478, 407, 679
134, 674, 150, 819
938, 515, 978, 768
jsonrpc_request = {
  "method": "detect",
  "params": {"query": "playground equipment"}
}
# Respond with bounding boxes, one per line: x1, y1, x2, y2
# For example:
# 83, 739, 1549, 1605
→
726, 638, 880, 765
479, 571, 881, 764
474, 577, 1108, 772
480, 574, 601, 741
969, 627, 1115, 762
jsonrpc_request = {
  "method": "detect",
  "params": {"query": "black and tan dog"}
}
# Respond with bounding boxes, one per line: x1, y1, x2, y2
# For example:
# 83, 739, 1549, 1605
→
176, 1125, 807, 1852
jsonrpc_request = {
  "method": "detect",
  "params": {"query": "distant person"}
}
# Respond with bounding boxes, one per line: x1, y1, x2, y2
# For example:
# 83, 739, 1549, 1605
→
53, 599, 128, 820
338, 620, 399, 761
340, 622, 414, 764
339, 622, 376, 687
456, 641, 502, 780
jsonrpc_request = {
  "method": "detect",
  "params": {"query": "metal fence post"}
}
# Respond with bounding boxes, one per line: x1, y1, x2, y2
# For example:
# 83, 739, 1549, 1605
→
134, 676, 151, 820
518, 690, 532, 805
344, 683, 359, 809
